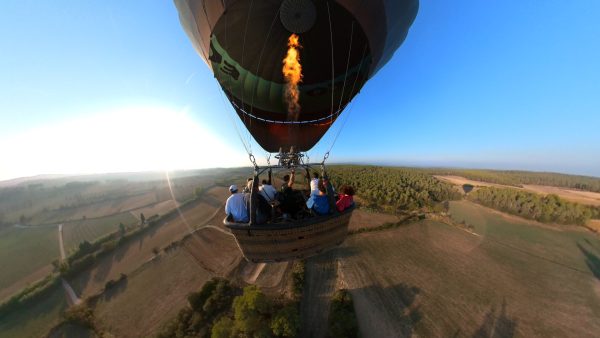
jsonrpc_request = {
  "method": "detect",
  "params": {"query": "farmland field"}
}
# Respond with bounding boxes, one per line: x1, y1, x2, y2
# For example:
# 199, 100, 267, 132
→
94, 248, 214, 338
69, 187, 229, 298
0, 285, 67, 338
61, 212, 138, 252
0, 226, 59, 302
324, 203, 600, 337
436, 175, 600, 206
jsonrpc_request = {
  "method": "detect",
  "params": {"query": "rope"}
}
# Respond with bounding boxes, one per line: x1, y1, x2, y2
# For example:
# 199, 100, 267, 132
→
336, 21, 354, 115
217, 87, 252, 155
251, 6, 282, 155
220, 6, 253, 157
326, 43, 369, 154
326, 2, 335, 126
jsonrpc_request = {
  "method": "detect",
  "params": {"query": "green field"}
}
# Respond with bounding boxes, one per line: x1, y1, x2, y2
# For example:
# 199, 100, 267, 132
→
62, 212, 138, 252
449, 200, 600, 275
0, 226, 59, 295
0, 285, 67, 338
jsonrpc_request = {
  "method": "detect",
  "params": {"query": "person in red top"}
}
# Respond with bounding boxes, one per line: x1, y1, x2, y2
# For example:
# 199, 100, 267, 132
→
336, 185, 355, 212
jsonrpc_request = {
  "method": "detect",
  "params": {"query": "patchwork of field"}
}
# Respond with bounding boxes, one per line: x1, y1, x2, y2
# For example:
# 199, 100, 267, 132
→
62, 212, 138, 252
0, 226, 59, 302
332, 202, 600, 337
0, 285, 67, 338
0, 170, 226, 226
94, 249, 214, 338
93, 226, 241, 337
69, 187, 229, 299
130, 199, 179, 220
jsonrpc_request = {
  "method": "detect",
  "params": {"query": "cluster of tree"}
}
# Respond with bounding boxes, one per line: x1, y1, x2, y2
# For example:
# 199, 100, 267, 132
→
62, 304, 97, 331
0, 274, 60, 319
158, 278, 301, 338
328, 289, 359, 338
157, 278, 239, 338
431, 169, 600, 193
328, 166, 462, 213
468, 187, 600, 225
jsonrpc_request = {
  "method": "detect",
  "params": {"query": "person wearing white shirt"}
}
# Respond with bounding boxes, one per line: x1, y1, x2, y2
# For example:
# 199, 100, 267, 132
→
259, 179, 277, 202
225, 184, 249, 223
310, 172, 320, 195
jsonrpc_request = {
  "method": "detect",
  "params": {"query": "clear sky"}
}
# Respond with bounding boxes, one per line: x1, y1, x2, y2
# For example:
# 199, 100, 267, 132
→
1, 0, 599, 181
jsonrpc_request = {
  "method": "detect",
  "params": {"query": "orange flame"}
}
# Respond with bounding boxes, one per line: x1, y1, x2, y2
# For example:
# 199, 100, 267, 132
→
282, 34, 303, 120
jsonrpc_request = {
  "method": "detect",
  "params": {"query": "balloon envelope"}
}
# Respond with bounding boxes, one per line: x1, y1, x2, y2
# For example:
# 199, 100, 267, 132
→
175, 0, 419, 152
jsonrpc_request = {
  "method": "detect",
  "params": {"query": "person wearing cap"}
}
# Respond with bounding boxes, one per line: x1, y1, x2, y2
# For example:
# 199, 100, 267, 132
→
225, 184, 249, 223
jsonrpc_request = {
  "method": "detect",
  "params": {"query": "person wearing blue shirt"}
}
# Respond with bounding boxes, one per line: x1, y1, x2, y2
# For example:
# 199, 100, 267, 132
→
306, 179, 330, 215
225, 184, 249, 223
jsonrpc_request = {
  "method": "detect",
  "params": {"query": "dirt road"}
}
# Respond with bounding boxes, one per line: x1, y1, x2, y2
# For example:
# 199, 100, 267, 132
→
57, 223, 82, 305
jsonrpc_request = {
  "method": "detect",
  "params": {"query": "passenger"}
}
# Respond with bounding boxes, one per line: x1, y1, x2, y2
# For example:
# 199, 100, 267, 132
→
254, 192, 270, 224
279, 169, 301, 217
336, 185, 355, 212
259, 179, 277, 202
225, 185, 249, 223
310, 171, 320, 195
306, 179, 330, 215
242, 177, 253, 193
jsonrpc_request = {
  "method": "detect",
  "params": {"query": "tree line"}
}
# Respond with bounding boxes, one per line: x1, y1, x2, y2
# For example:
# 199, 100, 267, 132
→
467, 187, 600, 225
328, 166, 462, 213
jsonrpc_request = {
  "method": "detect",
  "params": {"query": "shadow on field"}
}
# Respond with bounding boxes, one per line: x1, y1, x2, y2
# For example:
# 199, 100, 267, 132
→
93, 256, 114, 283
577, 243, 600, 280
472, 301, 518, 338
300, 252, 339, 338
331, 245, 359, 259
349, 283, 422, 338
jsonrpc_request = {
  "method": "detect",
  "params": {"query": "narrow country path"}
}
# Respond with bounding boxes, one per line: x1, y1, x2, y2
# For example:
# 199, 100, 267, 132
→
57, 223, 82, 306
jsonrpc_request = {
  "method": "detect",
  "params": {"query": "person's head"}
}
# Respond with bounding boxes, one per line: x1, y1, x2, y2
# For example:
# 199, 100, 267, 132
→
318, 179, 327, 195
261, 179, 268, 185
341, 185, 355, 196
313, 172, 319, 179
229, 185, 238, 194
247, 177, 253, 182
283, 174, 290, 182
246, 179, 254, 191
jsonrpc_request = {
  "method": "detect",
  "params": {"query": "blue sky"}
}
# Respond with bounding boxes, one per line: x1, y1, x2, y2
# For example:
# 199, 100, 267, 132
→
1, 0, 599, 180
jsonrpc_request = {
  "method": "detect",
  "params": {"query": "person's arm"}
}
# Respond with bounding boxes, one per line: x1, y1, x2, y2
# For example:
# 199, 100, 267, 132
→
288, 169, 296, 188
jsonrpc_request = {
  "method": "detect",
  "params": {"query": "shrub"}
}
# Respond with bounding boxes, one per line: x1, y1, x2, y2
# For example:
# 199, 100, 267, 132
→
328, 289, 359, 338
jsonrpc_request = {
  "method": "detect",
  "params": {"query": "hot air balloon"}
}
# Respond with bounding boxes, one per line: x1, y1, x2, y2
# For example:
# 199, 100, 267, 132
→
175, 0, 419, 262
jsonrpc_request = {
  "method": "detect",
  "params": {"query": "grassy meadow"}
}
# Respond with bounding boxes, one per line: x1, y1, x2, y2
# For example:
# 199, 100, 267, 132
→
0, 226, 59, 301
332, 202, 600, 337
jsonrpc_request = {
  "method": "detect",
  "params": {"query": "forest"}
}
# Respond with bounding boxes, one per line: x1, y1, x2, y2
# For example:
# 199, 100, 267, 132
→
328, 166, 462, 213
430, 169, 600, 192
467, 187, 600, 225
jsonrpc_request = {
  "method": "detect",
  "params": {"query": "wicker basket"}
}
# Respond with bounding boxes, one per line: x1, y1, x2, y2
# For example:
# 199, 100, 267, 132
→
225, 206, 354, 262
